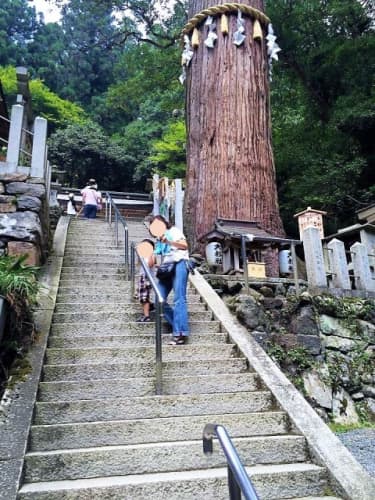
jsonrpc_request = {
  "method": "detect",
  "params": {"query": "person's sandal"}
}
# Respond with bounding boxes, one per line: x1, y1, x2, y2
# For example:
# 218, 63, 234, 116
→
168, 336, 186, 345
136, 316, 151, 323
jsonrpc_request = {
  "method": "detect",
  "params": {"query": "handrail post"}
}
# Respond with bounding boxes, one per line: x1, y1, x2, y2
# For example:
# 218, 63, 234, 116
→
124, 227, 129, 280
203, 424, 260, 500
155, 297, 163, 395
138, 256, 164, 396
130, 242, 135, 298
241, 235, 250, 294
228, 466, 242, 500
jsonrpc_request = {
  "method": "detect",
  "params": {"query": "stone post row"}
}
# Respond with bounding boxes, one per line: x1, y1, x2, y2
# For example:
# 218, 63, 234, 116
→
303, 228, 375, 293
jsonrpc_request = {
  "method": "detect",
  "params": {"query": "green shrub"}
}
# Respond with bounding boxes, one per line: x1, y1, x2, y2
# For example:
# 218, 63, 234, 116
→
0, 255, 40, 395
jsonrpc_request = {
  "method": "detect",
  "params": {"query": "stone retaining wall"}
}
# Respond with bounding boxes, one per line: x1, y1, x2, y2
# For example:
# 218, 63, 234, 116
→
204, 274, 375, 426
0, 173, 49, 265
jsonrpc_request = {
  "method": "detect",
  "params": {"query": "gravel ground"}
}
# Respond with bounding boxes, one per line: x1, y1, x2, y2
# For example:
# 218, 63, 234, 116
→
336, 428, 375, 477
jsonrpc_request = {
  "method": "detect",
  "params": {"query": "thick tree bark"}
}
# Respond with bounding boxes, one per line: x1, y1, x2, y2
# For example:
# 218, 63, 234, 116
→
185, 0, 284, 252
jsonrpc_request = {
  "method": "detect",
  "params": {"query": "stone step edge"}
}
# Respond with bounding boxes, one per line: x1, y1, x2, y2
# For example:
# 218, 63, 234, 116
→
42, 358, 247, 369
38, 373, 257, 389
35, 390, 269, 408
25, 434, 305, 458
31, 411, 286, 432
19, 462, 325, 493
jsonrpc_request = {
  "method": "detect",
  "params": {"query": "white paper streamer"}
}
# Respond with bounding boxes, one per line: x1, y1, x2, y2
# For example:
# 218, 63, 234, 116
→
266, 24, 281, 80
181, 34, 194, 66
204, 16, 217, 48
179, 66, 187, 85
233, 10, 246, 46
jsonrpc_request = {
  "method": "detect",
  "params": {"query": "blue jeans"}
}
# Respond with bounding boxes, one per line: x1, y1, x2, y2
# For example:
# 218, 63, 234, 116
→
158, 260, 189, 337
83, 204, 97, 219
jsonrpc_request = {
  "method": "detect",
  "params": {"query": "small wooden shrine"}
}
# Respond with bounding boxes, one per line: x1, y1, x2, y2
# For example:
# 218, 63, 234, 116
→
200, 218, 296, 277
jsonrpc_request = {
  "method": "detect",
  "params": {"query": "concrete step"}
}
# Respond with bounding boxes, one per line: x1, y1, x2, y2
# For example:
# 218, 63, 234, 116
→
37, 373, 258, 401
62, 257, 125, 265
60, 269, 126, 278
60, 263, 126, 270
53, 301, 206, 314
48, 332, 227, 348
29, 411, 288, 451
18, 463, 328, 499
42, 358, 249, 382
56, 284, 133, 295
34, 391, 272, 424
24, 435, 307, 482
44, 344, 236, 365
55, 292, 203, 305
64, 242, 120, 248
50, 320, 222, 335
57, 279, 128, 289
51, 309, 213, 323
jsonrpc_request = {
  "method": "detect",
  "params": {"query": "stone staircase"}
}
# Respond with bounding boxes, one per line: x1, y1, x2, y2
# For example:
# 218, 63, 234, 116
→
17, 218, 343, 499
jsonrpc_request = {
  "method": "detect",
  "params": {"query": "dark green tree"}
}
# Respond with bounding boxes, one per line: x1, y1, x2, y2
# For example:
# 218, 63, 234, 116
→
267, 0, 375, 235
48, 122, 135, 190
0, 0, 39, 66
25, 22, 66, 93
55, 0, 122, 106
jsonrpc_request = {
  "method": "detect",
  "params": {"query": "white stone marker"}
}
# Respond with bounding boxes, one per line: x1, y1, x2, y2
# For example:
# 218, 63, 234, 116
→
6, 104, 24, 170
350, 241, 375, 292
302, 226, 327, 288
31, 117, 48, 178
327, 238, 351, 290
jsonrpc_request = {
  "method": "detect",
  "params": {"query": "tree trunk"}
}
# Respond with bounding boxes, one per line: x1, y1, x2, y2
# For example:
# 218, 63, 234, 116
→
185, 0, 284, 253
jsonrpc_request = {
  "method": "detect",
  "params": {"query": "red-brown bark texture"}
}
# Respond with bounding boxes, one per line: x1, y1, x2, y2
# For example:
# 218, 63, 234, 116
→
185, 0, 284, 251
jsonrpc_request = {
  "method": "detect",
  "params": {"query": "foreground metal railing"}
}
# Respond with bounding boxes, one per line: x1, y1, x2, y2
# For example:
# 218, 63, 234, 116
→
203, 424, 260, 500
105, 192, 129, 278
130, 242, 164, 395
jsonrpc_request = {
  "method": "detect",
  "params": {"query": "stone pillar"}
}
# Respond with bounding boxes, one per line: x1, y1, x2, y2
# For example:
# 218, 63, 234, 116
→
6, 104, 24, 170
327, 238, 351, 290
45, 159, 51, 205
360, 228, 375, 278
302, 226, 327, 288
350, 242, 375, 292
222, 249, 232, 273
152, 174, 159, 216
31, 116, 48, 178
174, 179, 184, 232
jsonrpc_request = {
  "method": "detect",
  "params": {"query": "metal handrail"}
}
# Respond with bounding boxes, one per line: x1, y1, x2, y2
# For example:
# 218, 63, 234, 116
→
105, 192, 129, 279
131, 242, 164, 395
203, 424, 260, 500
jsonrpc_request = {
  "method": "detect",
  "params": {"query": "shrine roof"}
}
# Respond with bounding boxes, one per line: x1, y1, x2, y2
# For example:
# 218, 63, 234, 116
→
200, 218, 298, 245
323, 223, 375, 242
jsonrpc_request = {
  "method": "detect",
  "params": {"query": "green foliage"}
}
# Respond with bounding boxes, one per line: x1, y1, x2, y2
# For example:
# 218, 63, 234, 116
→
268, 0, 375, 235
0, 255, 40, 395
329, 420, 374, 433
148, 119, 186, 178
312, 295, 374, 321
266, 342, 314, 373
0, 0, 38, 66
107, 43, 183, 123
48, 122, 135, 190
324, 347, 373, 391
0, 66, 87, 133
0, 255, 39, 304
